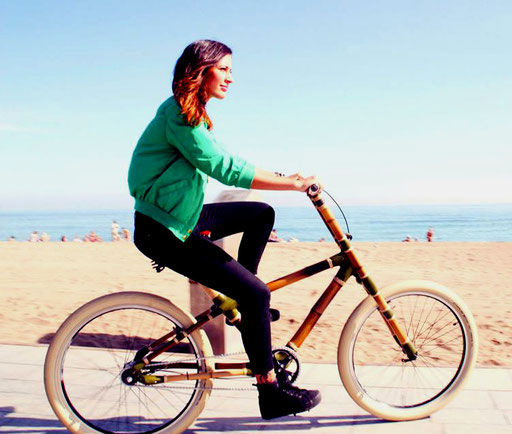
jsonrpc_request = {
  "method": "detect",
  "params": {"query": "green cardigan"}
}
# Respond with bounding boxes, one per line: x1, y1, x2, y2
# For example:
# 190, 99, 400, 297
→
128, 97, 255, 241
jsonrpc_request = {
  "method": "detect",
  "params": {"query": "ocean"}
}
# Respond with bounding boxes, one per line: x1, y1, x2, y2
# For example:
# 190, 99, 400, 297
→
1, 203, 511, 243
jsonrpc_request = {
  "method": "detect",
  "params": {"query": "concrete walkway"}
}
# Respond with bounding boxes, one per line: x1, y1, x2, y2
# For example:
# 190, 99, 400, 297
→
0, 344, 511, 433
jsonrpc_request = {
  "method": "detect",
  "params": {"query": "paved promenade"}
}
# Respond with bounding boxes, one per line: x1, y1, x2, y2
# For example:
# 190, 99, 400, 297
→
0, 344, 511, 433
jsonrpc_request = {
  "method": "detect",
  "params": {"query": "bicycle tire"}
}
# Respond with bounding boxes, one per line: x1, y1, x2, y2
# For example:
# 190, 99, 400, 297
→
44, 291, 214, 433
338, 280, 478, 421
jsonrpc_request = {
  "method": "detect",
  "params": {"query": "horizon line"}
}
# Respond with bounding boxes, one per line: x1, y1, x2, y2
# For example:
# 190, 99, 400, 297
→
1, 201, 512, 213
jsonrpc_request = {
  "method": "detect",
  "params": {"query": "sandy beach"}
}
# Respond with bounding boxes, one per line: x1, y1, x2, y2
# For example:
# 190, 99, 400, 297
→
1, 241, 510, 366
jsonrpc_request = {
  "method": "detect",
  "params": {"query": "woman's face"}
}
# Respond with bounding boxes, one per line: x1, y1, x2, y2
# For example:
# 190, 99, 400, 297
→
204, 54, 233, 100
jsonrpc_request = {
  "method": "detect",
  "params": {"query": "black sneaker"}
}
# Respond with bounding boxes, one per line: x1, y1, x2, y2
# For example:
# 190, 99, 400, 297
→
256, 382, 321, 420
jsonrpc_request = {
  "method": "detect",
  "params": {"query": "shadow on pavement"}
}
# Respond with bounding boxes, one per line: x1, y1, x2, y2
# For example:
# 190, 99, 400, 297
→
0, 405, 396, 433
186, 414, 395, 431
0, 406, 67, 433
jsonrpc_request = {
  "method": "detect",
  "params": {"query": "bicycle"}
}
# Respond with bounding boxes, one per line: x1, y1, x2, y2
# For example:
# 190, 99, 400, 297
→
44, 185, 478, 433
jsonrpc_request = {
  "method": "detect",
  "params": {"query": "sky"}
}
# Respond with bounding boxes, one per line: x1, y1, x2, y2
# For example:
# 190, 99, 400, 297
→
1, 0, 511, 210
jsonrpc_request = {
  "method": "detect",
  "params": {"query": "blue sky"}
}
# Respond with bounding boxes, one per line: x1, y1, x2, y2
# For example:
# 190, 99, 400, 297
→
1, 1, 511, 210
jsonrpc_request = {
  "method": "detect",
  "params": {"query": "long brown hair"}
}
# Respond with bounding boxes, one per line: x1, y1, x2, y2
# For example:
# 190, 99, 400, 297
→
172, 40, 232, 129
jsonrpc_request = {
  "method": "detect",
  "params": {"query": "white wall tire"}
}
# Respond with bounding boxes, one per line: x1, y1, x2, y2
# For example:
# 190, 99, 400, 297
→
44, 291, 214, 433
338, 280, 478, 421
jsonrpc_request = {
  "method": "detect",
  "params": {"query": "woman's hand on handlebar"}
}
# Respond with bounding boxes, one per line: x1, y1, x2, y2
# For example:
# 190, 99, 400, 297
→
290, 173, 322, 193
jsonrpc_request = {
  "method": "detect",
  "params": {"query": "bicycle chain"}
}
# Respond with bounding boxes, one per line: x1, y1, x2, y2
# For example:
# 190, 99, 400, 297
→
145, 350, 257, 392
145, 347, 300, 392
148, 349, 248, 370
138, 382, 256, 392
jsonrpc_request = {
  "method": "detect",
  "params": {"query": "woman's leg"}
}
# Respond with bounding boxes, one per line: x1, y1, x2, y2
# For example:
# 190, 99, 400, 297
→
194, 202, 275, 274
134, 211, 274, 376
193, 202, 277, 378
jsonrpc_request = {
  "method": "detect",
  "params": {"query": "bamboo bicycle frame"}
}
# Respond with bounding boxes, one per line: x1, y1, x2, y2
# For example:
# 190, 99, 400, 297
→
133, 189, 418, 384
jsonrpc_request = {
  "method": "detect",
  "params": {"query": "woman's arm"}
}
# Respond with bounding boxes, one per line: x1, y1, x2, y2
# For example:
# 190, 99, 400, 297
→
250, 168, 321, 192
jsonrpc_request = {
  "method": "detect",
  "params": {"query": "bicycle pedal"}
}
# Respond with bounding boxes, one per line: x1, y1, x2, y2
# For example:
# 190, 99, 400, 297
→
270, 308, 280, 322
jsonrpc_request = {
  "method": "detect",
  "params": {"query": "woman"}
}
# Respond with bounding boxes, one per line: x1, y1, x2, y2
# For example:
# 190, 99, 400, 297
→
128, 39, 321, 420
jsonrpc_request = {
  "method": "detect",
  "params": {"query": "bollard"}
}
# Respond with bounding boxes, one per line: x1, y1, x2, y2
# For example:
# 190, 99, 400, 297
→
189, 189, 264, 355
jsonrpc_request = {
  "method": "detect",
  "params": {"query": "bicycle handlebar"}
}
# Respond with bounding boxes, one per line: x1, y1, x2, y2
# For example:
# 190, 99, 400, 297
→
307, 183, 320, 198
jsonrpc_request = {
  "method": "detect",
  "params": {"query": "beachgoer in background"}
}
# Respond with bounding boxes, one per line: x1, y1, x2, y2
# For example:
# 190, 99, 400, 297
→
318, 237, 325, 242
7, 235, 16, 242
402, 236, 412, 242
73, 235, 82, 242
427, 227, 434, 242
61, 235, 68, 242
40, 232, 50, 242
28, 231, 39, 242
111, 220, 121, 241
122, 227, 131, 241
288, 236, 299, 243
268, 229, 283, 242
86, 231, 102, 242
128, 40, 322, 420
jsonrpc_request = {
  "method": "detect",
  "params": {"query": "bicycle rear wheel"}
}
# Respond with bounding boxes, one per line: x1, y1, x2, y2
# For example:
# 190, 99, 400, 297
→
44, 291, 213, 433
338, 280, 478, 421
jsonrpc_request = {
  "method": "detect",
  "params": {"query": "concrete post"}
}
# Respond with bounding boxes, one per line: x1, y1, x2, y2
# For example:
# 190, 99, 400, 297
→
189, 189, 264, 355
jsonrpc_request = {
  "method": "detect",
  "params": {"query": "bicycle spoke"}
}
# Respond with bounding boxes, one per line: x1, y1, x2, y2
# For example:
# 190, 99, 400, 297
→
418, 320, 461, 349
416, 309, 450, 345
414, 297, 437, 342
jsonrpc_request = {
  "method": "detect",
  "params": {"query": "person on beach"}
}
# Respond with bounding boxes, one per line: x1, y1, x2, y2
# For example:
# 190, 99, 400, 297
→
268, 229, 283, 242
122, 227, 131, 241
85, 230, 102, 242
427, 227, 434, 242
111, 220, 121, 242
128, 39, 322, 420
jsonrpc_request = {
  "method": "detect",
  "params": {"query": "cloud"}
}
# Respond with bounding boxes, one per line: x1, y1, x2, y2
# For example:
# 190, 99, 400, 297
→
0, 122, 22, 132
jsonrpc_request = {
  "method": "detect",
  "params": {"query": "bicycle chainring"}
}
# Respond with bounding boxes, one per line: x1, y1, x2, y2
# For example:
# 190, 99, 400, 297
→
272, 346, 300, 385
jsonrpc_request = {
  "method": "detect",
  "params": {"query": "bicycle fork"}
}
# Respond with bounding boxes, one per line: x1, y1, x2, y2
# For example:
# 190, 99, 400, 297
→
307, 190, 418, 361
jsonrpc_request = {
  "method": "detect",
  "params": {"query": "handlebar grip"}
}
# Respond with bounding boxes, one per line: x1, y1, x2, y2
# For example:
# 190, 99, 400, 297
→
307, 184, 320, 197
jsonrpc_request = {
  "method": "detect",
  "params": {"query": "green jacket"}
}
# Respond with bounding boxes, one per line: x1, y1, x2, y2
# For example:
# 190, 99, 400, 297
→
128, 97, 255, 241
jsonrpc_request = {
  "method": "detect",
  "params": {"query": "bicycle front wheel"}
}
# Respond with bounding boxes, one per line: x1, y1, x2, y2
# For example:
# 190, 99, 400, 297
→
338, 280, 478, 421
44, 291, 214, 433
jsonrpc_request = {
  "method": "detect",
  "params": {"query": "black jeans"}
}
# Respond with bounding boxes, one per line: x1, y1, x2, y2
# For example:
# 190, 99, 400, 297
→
133, 201, 275, 375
